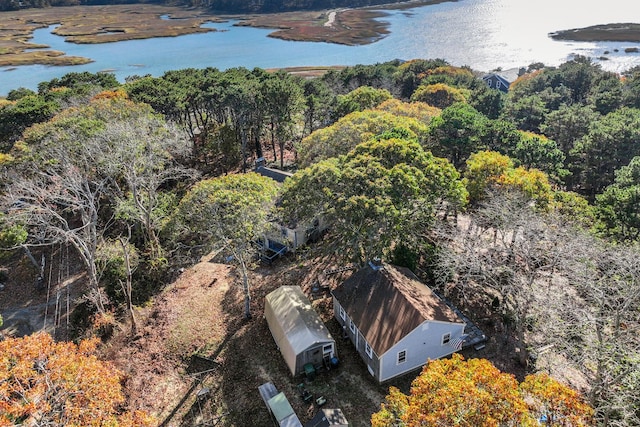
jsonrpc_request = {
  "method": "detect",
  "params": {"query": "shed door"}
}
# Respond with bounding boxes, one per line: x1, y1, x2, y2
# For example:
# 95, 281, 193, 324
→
323, 343, 334, 359
307, 345, 324, 367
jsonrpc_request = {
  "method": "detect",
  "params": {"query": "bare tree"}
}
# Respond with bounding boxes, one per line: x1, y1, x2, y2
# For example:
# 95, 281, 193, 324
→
95, 118, 197, 260
2, 98, 197, 317
435, 190, 572, 366
556, 240, 640, 426
435, 190, 640, 426
5, 160, 109, 314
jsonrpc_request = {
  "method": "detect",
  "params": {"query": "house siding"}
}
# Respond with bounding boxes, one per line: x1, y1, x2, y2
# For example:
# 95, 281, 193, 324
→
379, 320, 466, 382
333, 298, 382, 380
483, 74, 510, 93
356, 329, 381, 381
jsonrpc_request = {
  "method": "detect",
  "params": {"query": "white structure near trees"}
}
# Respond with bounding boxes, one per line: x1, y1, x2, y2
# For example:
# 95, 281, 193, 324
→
265, 286, 337, 376
332, 262, 466, 382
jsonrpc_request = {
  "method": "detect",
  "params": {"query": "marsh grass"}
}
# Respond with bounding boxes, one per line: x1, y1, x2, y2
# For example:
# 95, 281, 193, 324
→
0, 5, 220, 66
550, 23, 640, 42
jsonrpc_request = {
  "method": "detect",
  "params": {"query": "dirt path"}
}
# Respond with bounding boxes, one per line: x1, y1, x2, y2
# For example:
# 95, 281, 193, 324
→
324, 11, 337, 27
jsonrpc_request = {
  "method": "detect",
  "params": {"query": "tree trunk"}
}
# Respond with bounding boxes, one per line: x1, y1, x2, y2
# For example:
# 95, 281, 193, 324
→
119, 237, 137, 336
240, 258, 252, 319
279, 140, 285, 170
270, 121, 277, 163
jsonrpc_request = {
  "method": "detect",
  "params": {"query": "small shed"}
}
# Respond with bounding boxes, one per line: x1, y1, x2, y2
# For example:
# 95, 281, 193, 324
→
265, 286, 337, 376
304, 408, 349, 427
259, 382, 303, 427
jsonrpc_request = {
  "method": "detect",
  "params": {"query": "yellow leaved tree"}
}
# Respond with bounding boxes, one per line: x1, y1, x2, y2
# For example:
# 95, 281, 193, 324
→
372, 354, 592, 427
0, 333, 154, 427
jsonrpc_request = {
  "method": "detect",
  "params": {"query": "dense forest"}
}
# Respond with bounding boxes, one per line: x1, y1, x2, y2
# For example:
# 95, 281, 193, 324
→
0, 0, 410, 12
1, 56, 640, 425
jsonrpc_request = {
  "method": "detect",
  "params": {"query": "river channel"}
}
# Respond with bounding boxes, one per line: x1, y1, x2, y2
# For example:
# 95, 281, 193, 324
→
2, 0, 640, 95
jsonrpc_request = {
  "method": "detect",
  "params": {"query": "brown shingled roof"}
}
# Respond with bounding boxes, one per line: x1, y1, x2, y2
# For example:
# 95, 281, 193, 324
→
332, 264, 464, 356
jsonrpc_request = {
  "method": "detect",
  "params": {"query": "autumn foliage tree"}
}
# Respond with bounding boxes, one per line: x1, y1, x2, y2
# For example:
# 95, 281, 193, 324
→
0, 333, 154, 427
371, 354, 592, 427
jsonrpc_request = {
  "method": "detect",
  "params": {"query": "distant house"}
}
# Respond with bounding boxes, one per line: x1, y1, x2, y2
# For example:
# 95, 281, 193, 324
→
331, 262, 466, 383
265, 286, 337, 376
482, 73, 511, 93
254, 158, 326, 261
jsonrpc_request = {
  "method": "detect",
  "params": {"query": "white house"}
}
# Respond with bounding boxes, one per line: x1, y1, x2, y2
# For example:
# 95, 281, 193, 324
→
331, 262, 466, 383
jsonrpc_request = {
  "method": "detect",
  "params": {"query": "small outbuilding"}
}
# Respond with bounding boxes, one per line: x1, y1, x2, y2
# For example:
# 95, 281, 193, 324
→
265, 286, 337, 376
259, 382, 303, 427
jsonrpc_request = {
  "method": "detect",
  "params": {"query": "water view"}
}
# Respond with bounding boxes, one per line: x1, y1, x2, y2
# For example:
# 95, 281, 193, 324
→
2, 0, 640, 95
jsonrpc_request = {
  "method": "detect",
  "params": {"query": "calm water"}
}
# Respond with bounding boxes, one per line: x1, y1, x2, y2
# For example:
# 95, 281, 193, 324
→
2, 0, 640, 95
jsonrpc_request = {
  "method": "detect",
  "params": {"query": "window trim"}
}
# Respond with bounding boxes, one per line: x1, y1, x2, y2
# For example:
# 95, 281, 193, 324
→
339, 305, 346, 321
397, 349, 407, 364
442, 332, 451, 345
349, 318, 356, 333
365, 342, 373, 358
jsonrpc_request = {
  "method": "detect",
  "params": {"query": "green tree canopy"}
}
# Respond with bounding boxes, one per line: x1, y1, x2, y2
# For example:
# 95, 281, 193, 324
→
464, 150, 554, 208
374, 98, 441, 125
508, 131, 568, 184
595, 156, 640, 241
410, 82, 468, 109
260, 70, 305, 168
0, 95, 59, 149
296, 109, 429, 168
333, 85, 393, 119
571, 107, 640, 199
281, 136, 466, 263
539, 104, 599, 155
168, 172, 278, 317
427, 102, 488, 169
392, 58, 451, 99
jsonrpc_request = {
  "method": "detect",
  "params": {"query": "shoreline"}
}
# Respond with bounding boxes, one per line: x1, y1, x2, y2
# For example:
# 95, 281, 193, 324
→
2, 2, 638, 69
550, 23, 640, 43
0, 0, 450, 67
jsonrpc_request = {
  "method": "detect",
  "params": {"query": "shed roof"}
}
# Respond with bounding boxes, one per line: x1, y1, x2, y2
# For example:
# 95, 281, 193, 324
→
268, 392, 296, 423
256, 165, 294, 183
332, 264, 464, 355
265, 286, 334, 356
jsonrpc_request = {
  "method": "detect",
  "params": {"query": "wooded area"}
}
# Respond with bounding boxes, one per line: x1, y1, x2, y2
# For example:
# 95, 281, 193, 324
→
1, 57, 640, 425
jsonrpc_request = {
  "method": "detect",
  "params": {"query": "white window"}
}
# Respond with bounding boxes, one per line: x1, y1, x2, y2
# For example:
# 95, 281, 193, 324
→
397, 350, 407, 364
349, 318, 356, 333
339, 305, 346, 321
442, 333, 451, 345
487, 78, 493, 87
365, 342, 373, 358
323, 344, 333, 357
